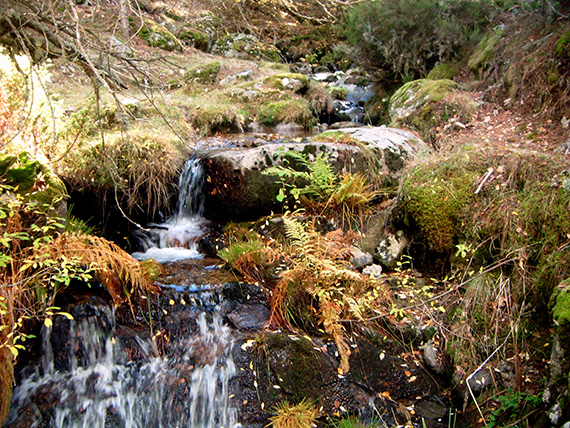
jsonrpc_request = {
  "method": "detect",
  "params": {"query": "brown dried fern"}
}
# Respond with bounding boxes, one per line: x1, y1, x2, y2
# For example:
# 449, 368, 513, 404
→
34, 233, 158, 306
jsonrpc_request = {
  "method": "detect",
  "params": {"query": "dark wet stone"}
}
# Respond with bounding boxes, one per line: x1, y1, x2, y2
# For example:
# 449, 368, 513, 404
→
227, 303, 269, 330
415, 395, 448, 427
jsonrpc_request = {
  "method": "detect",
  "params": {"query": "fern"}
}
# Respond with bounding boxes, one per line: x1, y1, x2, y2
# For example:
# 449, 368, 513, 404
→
270, 217, 392, 373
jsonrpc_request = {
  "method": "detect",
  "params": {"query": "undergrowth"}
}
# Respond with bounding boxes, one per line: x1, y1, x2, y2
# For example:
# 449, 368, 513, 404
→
263, 150, 376, 229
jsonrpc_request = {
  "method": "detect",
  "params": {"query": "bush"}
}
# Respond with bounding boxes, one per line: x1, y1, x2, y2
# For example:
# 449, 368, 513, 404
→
342, 0, 494, 82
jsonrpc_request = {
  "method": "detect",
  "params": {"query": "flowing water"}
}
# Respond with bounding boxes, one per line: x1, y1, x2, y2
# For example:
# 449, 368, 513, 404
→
132, 158, 208, 263
5, 158, 241, 428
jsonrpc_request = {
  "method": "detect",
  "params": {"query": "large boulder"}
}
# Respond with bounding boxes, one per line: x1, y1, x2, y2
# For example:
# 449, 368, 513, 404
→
200, 128, 430, 222
389, 79, 479, 145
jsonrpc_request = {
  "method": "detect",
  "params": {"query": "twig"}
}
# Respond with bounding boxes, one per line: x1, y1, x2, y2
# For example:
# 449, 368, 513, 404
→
338, 257, 517, 323
475, 168, 494, 194
465, 330, 512, 428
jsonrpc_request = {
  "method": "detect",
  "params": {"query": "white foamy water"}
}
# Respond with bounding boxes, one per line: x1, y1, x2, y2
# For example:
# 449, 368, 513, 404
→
132, 158, 208, 263
6, 304, 239, 428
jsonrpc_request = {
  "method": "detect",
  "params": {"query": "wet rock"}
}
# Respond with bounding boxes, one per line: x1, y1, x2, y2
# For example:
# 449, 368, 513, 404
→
374, 230, 409, 270
414, 395, 448, 428
421, 341, 446, 375
227, 303, 269, 331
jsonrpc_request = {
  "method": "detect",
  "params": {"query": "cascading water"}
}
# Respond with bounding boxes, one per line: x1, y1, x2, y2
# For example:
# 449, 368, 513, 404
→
132, 157, 208, 263
5, 157, 241, 428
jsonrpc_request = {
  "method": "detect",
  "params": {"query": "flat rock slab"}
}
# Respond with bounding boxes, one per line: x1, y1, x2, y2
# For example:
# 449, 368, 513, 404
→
200, 127, 430, 222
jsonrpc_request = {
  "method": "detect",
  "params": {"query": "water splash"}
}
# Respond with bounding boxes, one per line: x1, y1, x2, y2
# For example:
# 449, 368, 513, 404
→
132, 158, 208, 263
6, 299, 239, 428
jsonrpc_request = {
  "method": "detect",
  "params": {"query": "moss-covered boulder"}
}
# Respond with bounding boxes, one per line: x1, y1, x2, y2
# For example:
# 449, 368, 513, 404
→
214, 33, 280, 62
258, 98, 316, 130
176, 26, 210, 51
389, 79, 478, 144
185, 61, 221, 85
0, 152, 67, 213
202, 128, 429, 222
138, 21, 183, 52
261, 73, 309, 93
545, 279, 570, 425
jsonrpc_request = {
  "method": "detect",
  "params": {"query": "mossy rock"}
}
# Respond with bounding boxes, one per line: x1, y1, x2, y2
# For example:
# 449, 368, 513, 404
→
262, 333, 336, 402
138, 21, 183, 52
176, 27, 209, 51
394, 152, 480, 256
185, 61, 221, 85
427, 62, 461, 80
189, 102, 246, 135
258, 98, 316, 129
467, 26, 504, 73
389, 79, 477, 144
0, 152, 67, 209
262, 73, 309, 93
214, 33, 281, 62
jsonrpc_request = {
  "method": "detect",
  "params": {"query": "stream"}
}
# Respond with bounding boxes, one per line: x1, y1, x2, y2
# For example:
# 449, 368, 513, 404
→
5, 152, 449, 428
4, 159, 242, 428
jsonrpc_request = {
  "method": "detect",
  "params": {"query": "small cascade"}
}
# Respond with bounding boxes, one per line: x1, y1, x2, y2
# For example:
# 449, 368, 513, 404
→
5, 295, 239, 428
132, 157, 208, 263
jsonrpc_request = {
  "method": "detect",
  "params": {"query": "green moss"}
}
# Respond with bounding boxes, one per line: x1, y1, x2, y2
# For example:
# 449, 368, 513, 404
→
401, 160, 477, 253
556, 31, 570, 57
426, 62, 460, 80
0, 152, 67, 207
185, 61, 221, 85
177, 27, 209, 51
553, 280, 570, 327
389, 79, 475, 143
468, 27, 504, 73
138, 21, 183, 52
190, 101, 246, 135
264, 333, 332, 401
262, 73, 309, 93
328, 86, 347, 100
258, 98, 316, 129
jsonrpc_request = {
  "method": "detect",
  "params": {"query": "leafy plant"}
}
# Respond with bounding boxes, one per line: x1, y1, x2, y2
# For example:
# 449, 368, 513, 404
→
268, 399, 319, 428
218, 226, 280, 286
264, 151, 375, 228
488, 388, 542, 428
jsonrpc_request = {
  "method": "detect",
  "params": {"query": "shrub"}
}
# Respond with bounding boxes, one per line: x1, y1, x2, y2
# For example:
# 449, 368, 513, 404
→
268, 399, 319, 428
342, 0, 494, 82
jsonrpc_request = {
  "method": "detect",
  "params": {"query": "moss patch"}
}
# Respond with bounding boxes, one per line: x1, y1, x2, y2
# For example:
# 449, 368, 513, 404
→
553, 280, 570, 328
0, 152, 67, 207
262, 73, 309, 93
0, 347, 13, 425
389, 79, 476, 144
468, 26, 504, 73
258, 98, 316, 129
138, 21, 183, 52
398, 154, 478, 255
176, 27, 209, 51
185, 61, 221, 85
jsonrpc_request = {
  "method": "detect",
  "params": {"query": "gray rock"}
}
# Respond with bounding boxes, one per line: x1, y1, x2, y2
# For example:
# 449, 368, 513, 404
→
350, 248, 373, 269
362, 264, 382, 278
219, 69, 255, 86
201, 128, 428, 222
227, 303, 269, 331
375, 230, 409, 270
421, 341, 445, 375
110, 36, 133, 57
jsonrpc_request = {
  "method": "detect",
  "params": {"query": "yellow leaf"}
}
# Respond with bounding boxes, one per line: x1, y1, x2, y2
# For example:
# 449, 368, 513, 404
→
56, 312, 73, 320
44, 318, 53, 328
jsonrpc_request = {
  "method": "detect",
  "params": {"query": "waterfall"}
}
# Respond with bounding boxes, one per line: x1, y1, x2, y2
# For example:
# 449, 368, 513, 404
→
132, 157, 208, 263
5, 295, 239, 428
